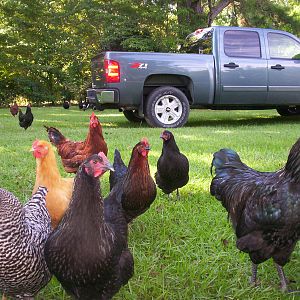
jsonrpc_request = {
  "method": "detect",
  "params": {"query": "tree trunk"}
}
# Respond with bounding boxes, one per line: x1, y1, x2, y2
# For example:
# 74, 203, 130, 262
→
207, 0, 234, 26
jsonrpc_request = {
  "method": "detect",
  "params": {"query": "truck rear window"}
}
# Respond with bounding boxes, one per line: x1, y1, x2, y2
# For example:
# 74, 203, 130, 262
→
268, 33, 300, 59
224, 30, 261, 58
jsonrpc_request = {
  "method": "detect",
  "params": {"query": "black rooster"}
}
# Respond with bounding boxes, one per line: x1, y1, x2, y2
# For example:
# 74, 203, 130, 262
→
155, 130, 189, 199
18, 104, 34, 130
210, 143, 300, 291
44, 153, 133, 300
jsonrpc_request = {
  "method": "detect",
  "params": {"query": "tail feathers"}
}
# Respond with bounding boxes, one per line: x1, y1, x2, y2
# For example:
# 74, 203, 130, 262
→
109, 149, 128, 190
113, 149, 127, 171
44, 125, 66, 145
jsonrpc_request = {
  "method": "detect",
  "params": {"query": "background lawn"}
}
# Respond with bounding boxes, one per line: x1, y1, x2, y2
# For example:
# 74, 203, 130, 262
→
0, 106, 299, 300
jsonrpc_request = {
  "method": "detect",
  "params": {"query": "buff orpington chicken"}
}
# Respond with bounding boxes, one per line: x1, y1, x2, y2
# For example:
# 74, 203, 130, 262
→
32, 140, 74, 228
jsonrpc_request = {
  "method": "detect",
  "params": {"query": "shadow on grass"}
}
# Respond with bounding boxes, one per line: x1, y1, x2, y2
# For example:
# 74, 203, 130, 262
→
101, 115, 300, 129
186, 115, 300, 128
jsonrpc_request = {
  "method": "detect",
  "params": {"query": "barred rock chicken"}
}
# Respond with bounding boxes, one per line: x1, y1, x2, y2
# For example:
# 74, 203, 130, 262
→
109, 138, 157, 223
155, 130, 189, 199
18, 104, 34, 130
0, 186, 51, 299
45, 153, 134, 300
45, 112, 108, 173
9, 102, 18, 117
32, 140, 74, 228
210, 142, 300, 291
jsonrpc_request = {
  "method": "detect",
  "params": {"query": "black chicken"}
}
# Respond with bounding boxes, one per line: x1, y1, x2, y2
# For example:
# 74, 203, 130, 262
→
63, 101, 70, 109
44, 153, 133, 300
155, 130, 189, 199
210, 144, 300, 291
109, 139, 157, 223
18, 104, 34, 130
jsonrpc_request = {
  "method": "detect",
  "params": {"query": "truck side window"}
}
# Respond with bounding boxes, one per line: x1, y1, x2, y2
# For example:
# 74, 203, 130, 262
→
268, 33, 300, 59
224, 30, 261, 58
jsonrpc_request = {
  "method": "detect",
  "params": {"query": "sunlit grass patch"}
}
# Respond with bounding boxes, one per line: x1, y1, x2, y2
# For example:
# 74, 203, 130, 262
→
0, 106, 299, 300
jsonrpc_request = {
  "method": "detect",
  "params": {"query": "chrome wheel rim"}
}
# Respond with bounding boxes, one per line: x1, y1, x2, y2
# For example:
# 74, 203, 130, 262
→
154, 95, 183, 125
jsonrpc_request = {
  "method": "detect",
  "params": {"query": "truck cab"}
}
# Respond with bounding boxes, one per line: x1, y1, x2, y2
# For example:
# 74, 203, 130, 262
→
87, 26, 300, 128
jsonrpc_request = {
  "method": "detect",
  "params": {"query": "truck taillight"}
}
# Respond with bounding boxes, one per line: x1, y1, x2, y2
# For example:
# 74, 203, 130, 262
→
104, 59, 120, 83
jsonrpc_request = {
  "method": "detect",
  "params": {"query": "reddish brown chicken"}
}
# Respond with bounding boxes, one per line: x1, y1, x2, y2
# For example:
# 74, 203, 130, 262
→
110, 138, 157, 223
45, 112, 108, 173
9, 102, 19, 117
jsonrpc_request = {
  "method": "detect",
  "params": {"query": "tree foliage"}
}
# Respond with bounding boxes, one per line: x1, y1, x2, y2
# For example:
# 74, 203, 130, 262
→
0, 0, 299, 105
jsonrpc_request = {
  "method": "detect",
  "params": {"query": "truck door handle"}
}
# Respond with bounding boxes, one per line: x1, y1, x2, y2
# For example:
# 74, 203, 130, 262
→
224, 62, 239, 69
271, 64, 285, 70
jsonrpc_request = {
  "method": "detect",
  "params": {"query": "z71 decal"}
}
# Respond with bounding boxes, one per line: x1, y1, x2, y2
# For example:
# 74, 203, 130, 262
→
130, 62, 148, 69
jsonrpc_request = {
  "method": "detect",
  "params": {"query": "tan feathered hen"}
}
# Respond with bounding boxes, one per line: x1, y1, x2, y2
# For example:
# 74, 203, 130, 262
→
32, 140, 74, 228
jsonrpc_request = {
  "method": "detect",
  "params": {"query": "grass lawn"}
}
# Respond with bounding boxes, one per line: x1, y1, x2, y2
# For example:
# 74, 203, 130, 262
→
0, 106, 299, 300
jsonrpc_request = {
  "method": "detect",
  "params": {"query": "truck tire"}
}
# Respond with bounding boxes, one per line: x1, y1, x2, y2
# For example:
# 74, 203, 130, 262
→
276, 106, 300, 116
123, 110, 144, 123
144, 86, 190, 128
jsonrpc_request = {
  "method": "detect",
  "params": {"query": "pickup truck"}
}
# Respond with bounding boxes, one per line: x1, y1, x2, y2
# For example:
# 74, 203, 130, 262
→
86, 26, 300, 128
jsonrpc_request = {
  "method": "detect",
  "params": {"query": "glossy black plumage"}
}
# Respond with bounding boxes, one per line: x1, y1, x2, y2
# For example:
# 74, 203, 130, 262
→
18, 105, 34, 130
210, 142, 300, 290
44, 154, 133, 300
155, 130, 189, 197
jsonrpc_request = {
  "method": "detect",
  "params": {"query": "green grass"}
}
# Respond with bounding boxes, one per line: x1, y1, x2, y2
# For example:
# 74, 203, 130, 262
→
0, 106, 299, 300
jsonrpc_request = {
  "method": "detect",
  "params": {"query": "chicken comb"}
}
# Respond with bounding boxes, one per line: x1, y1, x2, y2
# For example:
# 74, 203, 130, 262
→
140, 137, 149, 146
32, 139, 40, 149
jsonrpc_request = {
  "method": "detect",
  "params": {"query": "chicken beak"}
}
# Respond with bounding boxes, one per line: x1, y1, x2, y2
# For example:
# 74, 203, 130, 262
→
145, 146, 151, 151
106, 162, 115, 172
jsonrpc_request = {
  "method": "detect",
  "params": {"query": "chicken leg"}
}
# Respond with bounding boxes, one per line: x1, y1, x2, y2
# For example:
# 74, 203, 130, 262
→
250, 262, 258, 286
275, 263, 289, 292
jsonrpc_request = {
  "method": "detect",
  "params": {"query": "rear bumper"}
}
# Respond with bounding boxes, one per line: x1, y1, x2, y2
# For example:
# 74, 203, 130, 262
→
86, 88, 119, 108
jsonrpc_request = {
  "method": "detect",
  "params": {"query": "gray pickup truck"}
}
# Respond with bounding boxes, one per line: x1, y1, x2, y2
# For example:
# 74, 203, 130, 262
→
86, 26, 300, 128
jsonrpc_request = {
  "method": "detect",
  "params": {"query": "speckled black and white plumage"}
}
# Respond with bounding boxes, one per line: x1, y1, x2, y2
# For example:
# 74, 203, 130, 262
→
45, 154, 133, 300
210, 141, 300, 290
0, 186, 52, 299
